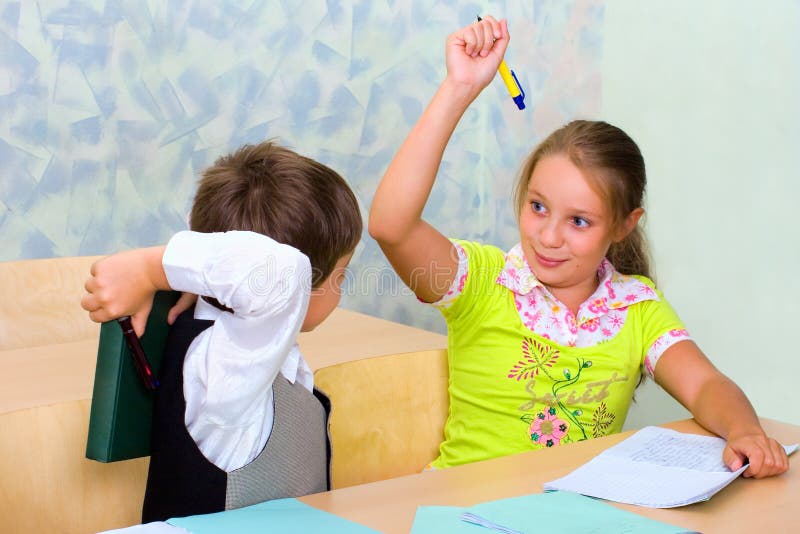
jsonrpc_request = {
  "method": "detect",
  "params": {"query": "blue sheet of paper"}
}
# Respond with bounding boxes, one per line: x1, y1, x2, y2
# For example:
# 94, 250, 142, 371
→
167, 498, 380, 534
411, 491, 695, 533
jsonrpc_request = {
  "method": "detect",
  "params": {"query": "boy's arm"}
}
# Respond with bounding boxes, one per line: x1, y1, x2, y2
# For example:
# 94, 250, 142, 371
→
160, 230, 310, 323
82, 246, 170, 336
369, 16, 509, 303
654, 340, 789, 478
162, 230, 312, 470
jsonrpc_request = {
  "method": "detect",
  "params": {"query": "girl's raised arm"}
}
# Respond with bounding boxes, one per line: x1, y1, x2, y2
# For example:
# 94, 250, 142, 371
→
369, 17, 509, 302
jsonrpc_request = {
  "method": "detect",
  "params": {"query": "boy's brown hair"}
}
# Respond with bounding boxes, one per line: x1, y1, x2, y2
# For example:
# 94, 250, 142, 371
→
190, 140, 362, 286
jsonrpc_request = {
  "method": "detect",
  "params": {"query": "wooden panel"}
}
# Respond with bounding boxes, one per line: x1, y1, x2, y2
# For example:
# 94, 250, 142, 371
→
0, 256, 102, 350
0, 400, 148, 534
298, 308, 447, 370
314, 349, 449, 489
0, 339, 98, 414
2, 307, 445, 413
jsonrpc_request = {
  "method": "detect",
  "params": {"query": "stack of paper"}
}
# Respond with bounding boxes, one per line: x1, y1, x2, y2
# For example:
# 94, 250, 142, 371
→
412, 491, 693, 533
543, 426, 798, 508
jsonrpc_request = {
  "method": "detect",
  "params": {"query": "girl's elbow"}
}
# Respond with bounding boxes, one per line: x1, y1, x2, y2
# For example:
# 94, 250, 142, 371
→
368, 214, 399, 245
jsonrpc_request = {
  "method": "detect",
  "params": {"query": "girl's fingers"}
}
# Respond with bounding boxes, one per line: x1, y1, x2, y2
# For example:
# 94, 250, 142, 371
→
462, 24, 479, 56
478, 20, 494, 57
457, 16, 506, 58
770, 440, 789, 475
487, 16, 503, 40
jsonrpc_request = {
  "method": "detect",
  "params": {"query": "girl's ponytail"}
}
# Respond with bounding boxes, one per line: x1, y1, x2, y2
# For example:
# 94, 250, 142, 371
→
606, 226, 652, 281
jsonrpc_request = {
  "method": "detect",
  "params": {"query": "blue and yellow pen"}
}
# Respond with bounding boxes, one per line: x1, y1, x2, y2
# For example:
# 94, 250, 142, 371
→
478, 16, 525, 110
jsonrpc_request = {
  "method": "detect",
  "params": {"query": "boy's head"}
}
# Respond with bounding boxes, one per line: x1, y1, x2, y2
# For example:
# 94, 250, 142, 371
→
190, 140, 362, 329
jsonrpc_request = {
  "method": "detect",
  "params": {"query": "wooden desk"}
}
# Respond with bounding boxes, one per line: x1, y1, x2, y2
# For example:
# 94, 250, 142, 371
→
0, 307, 447, 534
0, 307, 447, 415
300, 418, 800, 534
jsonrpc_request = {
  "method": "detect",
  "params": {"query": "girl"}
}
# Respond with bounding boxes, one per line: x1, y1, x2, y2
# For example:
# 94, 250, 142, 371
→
368, 16, 788, 478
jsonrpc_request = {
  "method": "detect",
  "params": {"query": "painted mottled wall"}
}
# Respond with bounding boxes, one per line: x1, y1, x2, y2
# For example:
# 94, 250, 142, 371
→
0, 0, 602, 332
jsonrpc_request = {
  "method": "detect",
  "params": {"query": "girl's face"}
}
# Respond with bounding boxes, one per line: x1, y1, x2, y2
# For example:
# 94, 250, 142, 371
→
518, 154, 618, 304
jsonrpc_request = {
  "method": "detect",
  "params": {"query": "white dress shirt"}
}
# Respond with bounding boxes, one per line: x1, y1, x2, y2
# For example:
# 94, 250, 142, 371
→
162, 230, 314, 472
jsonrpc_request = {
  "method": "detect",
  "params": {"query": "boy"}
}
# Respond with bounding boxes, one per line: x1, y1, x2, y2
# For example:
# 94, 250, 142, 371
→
82, 140, 362, 521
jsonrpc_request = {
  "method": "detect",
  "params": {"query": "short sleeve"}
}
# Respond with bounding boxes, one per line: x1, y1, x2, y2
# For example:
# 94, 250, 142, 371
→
429, 241, 468, 310
437, 240, 507, 324
632, 278, 690, 377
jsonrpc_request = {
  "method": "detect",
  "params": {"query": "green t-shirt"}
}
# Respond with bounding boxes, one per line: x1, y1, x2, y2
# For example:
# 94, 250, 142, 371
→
431, 241, 686, 469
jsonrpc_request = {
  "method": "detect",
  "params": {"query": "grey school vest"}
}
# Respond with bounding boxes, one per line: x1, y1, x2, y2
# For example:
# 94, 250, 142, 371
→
142, 309, 331, 522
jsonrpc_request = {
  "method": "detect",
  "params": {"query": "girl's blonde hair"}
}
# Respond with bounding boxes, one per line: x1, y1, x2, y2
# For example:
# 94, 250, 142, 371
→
513, 120, 652, 279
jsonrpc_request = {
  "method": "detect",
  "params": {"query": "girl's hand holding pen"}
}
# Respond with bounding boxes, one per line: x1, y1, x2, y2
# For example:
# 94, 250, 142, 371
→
445, 16, 509, 95
81, 246, 169, 337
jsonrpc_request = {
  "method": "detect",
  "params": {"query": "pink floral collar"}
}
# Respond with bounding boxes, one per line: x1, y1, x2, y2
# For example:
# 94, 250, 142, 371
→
495, 243, 658, 325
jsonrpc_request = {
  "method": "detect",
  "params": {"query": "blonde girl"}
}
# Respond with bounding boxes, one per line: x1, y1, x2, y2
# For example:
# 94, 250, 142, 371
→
369, 16, 788, 477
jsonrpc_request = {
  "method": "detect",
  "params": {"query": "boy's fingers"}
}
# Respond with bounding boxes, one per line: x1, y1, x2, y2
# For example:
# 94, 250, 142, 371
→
81, 293, 99, 312
134, 297, 155, 337
168, 292, 197, 324
132, 311, 149, 337
88, 309, 110, 324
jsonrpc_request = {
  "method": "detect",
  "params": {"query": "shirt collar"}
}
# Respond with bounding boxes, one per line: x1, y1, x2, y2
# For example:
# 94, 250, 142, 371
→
495, 243, 659, 320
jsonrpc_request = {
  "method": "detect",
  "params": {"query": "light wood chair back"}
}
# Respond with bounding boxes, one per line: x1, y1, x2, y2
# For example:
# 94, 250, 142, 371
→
314, 348, 449, 489
0, 399, 148, 534
0, 256, 102, 350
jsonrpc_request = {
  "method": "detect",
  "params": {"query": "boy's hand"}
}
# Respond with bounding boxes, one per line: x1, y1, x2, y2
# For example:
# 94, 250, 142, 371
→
445, 16, 509, 93
723, 432, 789, 479
81, 246, 169, 336
167, 292, 198, 324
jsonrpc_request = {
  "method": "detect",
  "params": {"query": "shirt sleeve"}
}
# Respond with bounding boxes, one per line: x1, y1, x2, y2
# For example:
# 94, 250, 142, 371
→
162, 230, 312, 472
633, 281, 691, 378
429, 241, 469, 310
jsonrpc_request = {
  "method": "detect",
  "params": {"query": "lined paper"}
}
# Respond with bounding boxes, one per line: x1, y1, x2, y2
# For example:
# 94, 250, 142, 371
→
544, 426, 798, 508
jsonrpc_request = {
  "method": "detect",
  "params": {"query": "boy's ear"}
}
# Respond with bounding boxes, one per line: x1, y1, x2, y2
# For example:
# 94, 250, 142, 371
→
614, 207, 644, 242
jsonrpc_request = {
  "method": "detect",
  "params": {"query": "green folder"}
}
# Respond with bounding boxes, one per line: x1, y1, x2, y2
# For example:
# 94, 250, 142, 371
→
86, 291, 181, 462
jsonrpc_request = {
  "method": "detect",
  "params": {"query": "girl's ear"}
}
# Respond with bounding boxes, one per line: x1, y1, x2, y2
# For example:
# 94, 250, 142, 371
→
614, 207, 644, 242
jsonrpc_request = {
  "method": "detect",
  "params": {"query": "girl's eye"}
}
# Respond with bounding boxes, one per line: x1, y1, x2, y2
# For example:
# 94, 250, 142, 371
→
531, 201, 545, 213
572, 216, 590, 228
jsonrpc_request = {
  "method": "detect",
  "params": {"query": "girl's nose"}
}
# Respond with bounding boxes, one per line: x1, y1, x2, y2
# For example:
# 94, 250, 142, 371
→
539, 219, 563, 248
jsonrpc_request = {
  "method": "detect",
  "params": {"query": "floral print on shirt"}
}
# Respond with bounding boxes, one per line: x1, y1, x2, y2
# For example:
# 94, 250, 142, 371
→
434, 242, 691, 377
523, 406, 569, 447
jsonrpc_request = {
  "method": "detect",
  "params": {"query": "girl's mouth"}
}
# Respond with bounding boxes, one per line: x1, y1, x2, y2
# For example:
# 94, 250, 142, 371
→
535, 252, 566, 268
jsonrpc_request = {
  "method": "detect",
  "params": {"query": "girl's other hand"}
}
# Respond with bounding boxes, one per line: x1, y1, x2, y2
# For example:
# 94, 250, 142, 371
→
723, 432, 790, 478
445, 16, 509, 92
